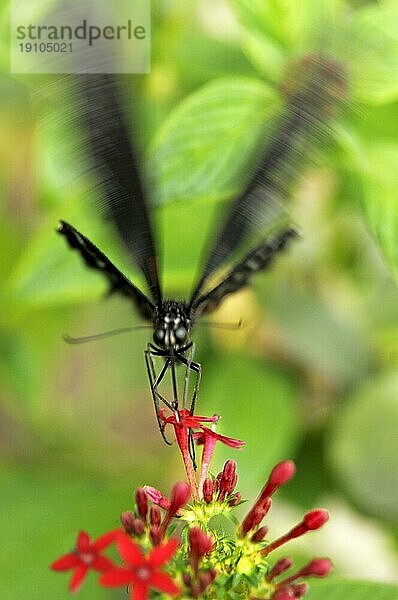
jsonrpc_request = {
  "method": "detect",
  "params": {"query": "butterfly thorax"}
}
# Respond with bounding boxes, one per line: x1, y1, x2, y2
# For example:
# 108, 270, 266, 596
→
152, 300, 193, 351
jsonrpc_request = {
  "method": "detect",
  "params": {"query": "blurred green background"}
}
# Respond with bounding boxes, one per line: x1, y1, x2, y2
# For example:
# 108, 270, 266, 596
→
1, 0, 398, 598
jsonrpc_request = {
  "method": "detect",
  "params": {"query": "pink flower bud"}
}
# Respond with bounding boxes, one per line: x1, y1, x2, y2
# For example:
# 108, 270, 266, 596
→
228, 492, 242, 507
143, 486, 171, 510
260, 461, 296, 502
251, 526, 268, 543
159, 482, 191, 538
170, 482, 191, 511
149, 505, 161, 527
131, 518, 145, 536
292, 583, 308, 597
267, 557, 293, 581
273, 590, 294, 600
189, 527, 214, 574
276, 557, 333, 588
202, 478, 214, 503
198, 568, 217, 592
240, 497, 272, 536
262, 509, 329, 556
270, 461, 296, 487
303, 510, 329, 531
135, 488, 148, 521
220, 460, 237, 494
149, 525, 162, 546
120, 511, 135, 535
190, 583, 201, 598
298, 558, 332, 578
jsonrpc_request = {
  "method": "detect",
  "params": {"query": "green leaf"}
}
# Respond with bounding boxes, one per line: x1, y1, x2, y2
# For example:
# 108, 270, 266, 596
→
348, 3, 398, 105
0, 468, 130, 600
150, 76, 279, 205
328, 372, 398, 522
231, 0, 398, 105
229, 0, 344, 80
307, 580, 398, 600
265, 283, 369, 386
200, 354, 300, 491
6, 216, 106, 311
355, 143, 398, 279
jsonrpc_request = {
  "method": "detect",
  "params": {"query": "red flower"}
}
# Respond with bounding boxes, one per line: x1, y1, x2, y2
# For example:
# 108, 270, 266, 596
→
100, 533, 180, 600
196, 426, 245, 449
188, 527, 214, 575
51, 530, 118, 592
160, 409, 218, 430
160, 409, 244, 499
196, 427, 244, 494
160, 410, 219, 499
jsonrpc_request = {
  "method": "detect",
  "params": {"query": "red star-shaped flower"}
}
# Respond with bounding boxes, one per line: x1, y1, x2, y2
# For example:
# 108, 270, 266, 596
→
100, 533, 180, 600
51, 529, 118, 592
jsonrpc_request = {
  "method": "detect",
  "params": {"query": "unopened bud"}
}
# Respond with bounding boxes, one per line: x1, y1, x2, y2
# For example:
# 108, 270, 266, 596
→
241, 497, 272, 536
150, 505, 161, 527
219, 460, 237, 495
170, 482, 191, 511
189, 526, 213, 574
262, 509, 329, 556
273, 590, 294, 600
297, 558, 332, 578
292, 583, 308, 597
198, 568, 217, 591
131, 518, 145, 536
159, 482, 190, 538
251, 525, 268, 543
143, 486, 171, 510
120, 511, 135, 535
303, 510, 329, 531
202, 478, 214, 503
149, 525, 162, 546
259, 461, 296, 503
228, 492, 242, 507
135, 488, 148, 521
190, 583, 201, 598
267, 558, 293, 581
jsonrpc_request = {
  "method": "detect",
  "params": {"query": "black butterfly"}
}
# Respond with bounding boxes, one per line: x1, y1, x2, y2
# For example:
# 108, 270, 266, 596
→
58, 59, 344, 440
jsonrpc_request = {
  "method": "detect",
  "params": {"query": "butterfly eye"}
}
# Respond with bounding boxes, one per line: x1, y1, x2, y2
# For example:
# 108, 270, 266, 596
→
175, 326, 187, 343
153, 329, 165, 345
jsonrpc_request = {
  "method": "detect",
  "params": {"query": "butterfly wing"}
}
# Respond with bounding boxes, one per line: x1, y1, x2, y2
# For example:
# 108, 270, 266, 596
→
189, 56, 346, 310
193, 228, 298, 318
75, 74, 162, 304
58, 220, 155, 321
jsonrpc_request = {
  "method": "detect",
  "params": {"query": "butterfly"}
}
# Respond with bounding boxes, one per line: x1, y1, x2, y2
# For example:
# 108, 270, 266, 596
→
58, 57, 345, 441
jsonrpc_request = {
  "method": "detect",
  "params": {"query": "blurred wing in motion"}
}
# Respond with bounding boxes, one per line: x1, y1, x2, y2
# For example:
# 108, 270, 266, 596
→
193, 228, 299, 318
189, 55, 347, 311
75, 74, 162, 304
58, 220, 155, 321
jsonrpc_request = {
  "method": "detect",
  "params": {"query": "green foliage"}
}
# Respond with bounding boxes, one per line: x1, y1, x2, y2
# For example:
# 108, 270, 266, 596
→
150, 77, 279, 205
307, 580, 398, 600
1, 0, 398, 597
329, 372, 398, 522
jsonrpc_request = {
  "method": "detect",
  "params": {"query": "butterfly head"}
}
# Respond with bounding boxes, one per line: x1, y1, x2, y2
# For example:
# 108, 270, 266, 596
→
153, 301, 192, 351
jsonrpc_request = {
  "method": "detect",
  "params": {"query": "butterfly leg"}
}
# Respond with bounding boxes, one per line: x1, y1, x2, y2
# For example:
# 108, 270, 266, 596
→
179, 355, 202, 417
170, 357, 179, 410
144, 347, 173, 445
182, 343, 196, 410
176, 351, 202, 469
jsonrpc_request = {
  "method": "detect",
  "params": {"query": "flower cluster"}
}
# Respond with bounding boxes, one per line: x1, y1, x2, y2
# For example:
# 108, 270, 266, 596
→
52, 409, 332, 598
